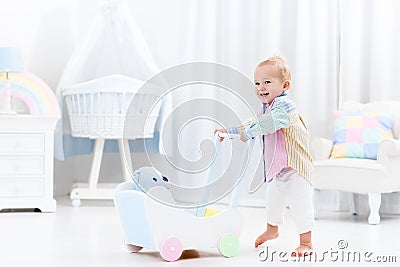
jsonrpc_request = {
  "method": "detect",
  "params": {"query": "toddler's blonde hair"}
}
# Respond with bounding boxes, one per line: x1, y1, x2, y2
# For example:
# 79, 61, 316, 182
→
257, 55, 291, 82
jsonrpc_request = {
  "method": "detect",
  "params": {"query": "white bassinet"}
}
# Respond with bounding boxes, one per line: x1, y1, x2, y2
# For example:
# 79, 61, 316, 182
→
62, 75, 162, 206
63, 75, 161, 139
56, 0, 164, 205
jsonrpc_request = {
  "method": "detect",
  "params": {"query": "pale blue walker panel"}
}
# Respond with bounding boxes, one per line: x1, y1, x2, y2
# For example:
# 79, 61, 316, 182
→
115, 190, 156, 250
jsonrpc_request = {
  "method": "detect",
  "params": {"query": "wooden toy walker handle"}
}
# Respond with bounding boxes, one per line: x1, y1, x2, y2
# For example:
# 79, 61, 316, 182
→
216, 132, 240, 139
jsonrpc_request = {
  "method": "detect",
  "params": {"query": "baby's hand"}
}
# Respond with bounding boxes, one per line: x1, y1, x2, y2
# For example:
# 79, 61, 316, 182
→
240, 133, 248, 142
214, 128, 227, 142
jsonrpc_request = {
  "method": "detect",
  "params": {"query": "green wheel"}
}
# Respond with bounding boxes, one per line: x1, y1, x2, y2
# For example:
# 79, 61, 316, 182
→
218, 233, 240, 258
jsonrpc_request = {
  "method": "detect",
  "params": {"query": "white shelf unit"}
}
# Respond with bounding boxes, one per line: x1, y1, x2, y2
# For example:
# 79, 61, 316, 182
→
0, 115, 59, 212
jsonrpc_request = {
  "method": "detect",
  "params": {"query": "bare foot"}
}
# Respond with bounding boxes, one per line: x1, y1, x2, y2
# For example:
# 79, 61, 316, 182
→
254, 224, 279, 248
291, 243, 313, 257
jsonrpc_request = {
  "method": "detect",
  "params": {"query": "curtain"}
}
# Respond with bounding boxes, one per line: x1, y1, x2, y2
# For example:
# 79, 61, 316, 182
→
177, 0, 339, 138
164, 0, 400, 213
160, 0, 338, 205
341, 0, 400, 102
340, 0, 400, 214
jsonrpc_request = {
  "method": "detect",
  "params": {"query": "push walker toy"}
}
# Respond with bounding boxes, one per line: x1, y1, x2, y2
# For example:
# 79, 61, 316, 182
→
114, 133, 255, 261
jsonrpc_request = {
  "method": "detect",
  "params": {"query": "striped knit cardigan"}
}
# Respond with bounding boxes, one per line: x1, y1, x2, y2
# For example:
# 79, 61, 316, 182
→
227, 92, 313, 182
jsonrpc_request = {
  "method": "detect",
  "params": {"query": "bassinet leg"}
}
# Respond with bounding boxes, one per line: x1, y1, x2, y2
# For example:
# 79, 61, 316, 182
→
118, 138, 133, 182
89, 138, 105, 190
70, 137, 108, 205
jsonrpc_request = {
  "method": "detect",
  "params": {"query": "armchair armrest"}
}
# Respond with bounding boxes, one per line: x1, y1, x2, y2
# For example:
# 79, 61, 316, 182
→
310, 138, 333, 160
377, 139, 400, 191
377, 139, 400, 162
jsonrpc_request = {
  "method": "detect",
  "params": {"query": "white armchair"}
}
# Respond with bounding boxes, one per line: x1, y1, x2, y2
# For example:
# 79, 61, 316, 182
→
310, 101, 400, 224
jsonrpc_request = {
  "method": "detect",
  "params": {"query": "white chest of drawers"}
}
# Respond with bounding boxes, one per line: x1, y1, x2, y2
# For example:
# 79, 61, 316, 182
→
0, 115, 59, 212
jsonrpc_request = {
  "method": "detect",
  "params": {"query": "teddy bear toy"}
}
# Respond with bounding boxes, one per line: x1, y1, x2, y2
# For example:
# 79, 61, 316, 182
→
132, 166, 170, 192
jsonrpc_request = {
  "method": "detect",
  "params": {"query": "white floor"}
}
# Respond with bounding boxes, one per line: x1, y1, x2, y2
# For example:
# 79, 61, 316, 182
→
1, 197, 400, 267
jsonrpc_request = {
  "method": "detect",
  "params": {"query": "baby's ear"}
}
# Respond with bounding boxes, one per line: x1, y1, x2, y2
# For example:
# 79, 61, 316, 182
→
283, 80, 291, 90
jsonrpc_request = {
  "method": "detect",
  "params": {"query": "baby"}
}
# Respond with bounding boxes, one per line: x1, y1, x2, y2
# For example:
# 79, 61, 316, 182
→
215, 55, 314, 256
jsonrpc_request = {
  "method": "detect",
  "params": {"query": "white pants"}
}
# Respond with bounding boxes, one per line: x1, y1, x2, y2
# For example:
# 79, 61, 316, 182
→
265, 169, 314, 234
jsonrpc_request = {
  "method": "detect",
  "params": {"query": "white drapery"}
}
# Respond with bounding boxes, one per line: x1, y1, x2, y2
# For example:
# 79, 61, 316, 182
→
341, 0, 400, 103
167, 0, 400, 212
339, 0, 400, 214
166, 0, 338, 205
176, 0, 339, 139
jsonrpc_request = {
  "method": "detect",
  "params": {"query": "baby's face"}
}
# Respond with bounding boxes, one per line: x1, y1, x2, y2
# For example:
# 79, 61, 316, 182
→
254, 64, 288, 104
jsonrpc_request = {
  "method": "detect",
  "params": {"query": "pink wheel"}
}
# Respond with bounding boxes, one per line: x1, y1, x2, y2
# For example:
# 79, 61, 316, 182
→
160, 237, 183, 262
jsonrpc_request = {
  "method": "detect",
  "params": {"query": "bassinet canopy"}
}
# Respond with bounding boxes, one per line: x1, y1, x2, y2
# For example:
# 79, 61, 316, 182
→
58, 0, 159, 86
55, 0, 162, 160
